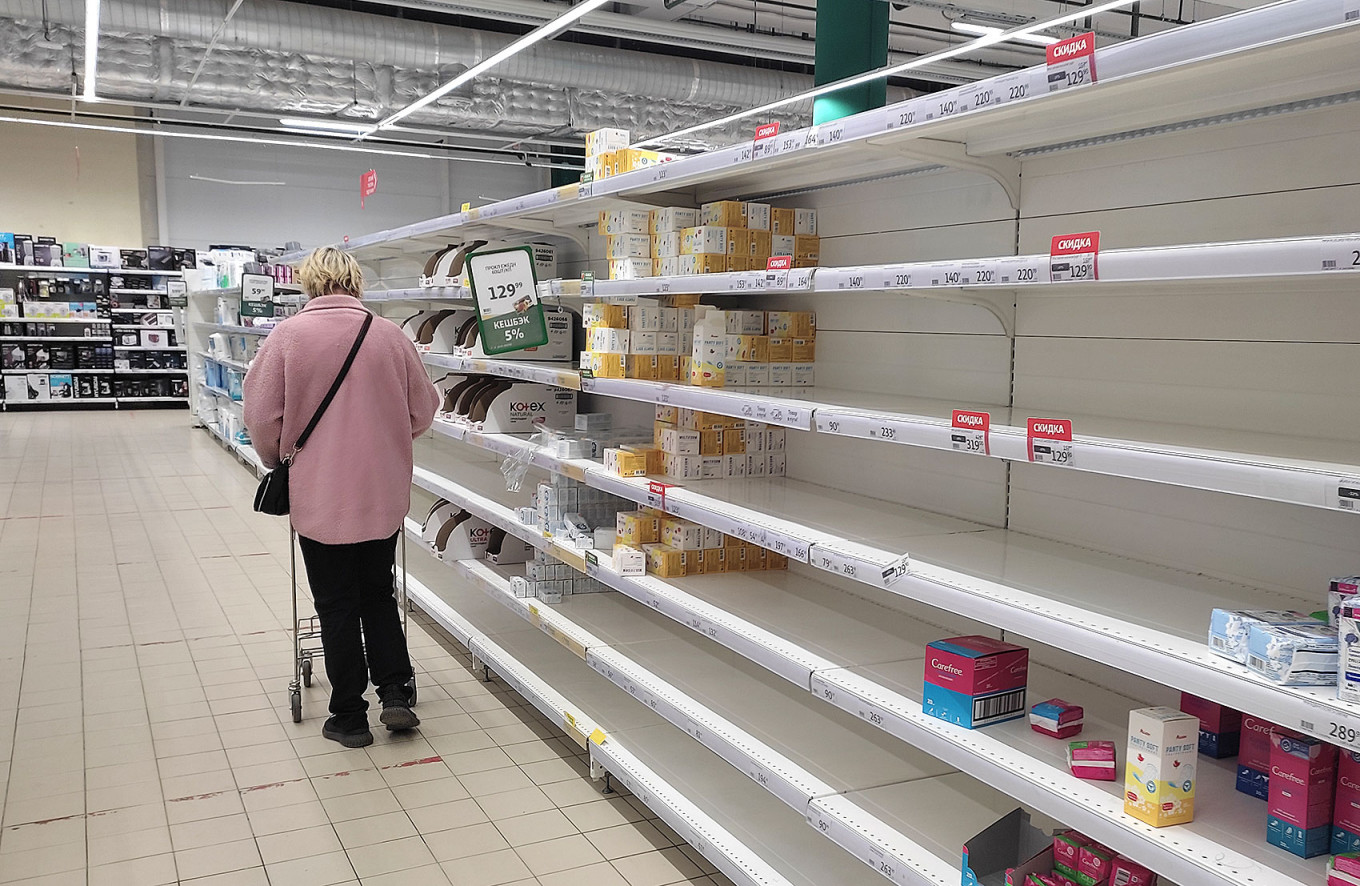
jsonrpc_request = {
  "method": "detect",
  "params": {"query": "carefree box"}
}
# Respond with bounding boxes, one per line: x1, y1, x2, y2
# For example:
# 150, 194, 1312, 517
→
922, 635, 1028, 729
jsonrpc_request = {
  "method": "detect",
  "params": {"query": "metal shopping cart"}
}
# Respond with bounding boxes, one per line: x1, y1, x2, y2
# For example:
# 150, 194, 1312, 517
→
288, 529, 416, 723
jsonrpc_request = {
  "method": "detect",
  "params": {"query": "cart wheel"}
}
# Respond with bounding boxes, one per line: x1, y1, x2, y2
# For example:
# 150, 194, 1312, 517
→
406, 676, 418, 706
290, 689, 302, 723
301, 658, 313, 688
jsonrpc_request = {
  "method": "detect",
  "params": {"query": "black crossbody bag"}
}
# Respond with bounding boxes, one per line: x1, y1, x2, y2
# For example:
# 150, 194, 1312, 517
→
254, 312, 374, 516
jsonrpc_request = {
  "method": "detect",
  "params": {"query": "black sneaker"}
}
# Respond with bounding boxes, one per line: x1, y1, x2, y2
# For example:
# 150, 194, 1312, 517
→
378, 685, 420, 731
321, 716, 374, 748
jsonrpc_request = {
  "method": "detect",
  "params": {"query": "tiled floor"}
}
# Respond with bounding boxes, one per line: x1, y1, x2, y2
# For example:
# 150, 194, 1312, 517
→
0, 411, 735, 886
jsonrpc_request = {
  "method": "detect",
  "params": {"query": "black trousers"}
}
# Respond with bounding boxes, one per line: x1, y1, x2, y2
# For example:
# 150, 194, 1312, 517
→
297, 531, 413, 727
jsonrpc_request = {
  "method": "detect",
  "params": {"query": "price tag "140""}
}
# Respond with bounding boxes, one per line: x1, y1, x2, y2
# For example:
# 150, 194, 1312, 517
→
1028, 417, 1074, 466
1050, 231, 1100, 283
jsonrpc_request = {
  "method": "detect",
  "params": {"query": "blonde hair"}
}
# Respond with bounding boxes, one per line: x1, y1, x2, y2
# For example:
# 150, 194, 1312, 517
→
297, 247, 364, 299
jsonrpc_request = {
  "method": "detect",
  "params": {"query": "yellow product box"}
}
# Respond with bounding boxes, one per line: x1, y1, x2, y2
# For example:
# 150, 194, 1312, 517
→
725, 256, 752, 273
677, 254, 727, 276
616, 511, 660, 546
701, 200, 747, 227
680, 410, 737, 431
589, 327, 630, 353
746, 543, 768, 571
794, 235, 820, 267
736, 334, 769, 363
583, 303, 628, 328
748, 230, 773, 259
651, 207, 699, 234
767, 552, 789, 571
656, 403, 679, 423
609, 258, 653, 280
767, 311, 816, 338
605, 233, 653, 259
702, 547, 728, 573
699, 429, 723, 456
661, 517, 704, 551
604, 448, 649, 478
653, 420, 670, 449
586, 353, 626, 378
643, 544, 688, 578
794, 254, 817, 269
726, 228, 751, 257
598, 209, 652, 235
791, 338, 815, 362
586, 128, 630, 156
723, 428, 746, 454
652, 232, 682, 258
657, 355, 681, 381
612, 148, 666, 175
678, 354, 691, 380
767, 338, 795, 362
1124, 707, 1197, 827
745, 202, 771, 231
771, 207, 796, 235
626, 355, 659, 380
681, 226, 729, 256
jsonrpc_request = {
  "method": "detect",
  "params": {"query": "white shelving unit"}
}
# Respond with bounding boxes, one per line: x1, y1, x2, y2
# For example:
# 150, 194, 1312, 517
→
261, 3, 1360, 883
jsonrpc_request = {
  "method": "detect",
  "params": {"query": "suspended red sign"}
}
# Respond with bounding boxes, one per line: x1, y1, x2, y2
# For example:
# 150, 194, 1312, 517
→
360, 169, 378, 208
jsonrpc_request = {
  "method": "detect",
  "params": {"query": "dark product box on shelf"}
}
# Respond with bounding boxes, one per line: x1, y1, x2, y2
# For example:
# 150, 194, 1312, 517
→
147, 246, 174, 270
48, 345, 74, 370
120, 249, 149, 270
75, 345, 96, 368
923, 635, 1028, 729
96, 375, 112, 397
170, 378, 187, 398
27, 373, 49, 400
49, 374, 73, 399
962, 808, 1052, 886
33, 240, 61, 267
24, 344, 51, 369
2, 343, 24, 369
76, 375, 94, 398
172, 248, 197, 269
1179, 692, 1242, 758
1335, 751, 1360, 853
117, 331, 140, 348
1267, 730, 1338, 857
13, 234, 34, 265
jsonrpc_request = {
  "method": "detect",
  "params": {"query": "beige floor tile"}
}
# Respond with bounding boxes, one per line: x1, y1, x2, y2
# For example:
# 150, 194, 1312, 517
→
611, 848, 705, 886
561, 797, 647, 833
0, 816, 84, 854
86, 825, 173, 866
0, 841, 87, 883
360, 863, 454, 886
347, 834, 437, 878
520, 755, 589, 785
494, 808, 579, 847
586, 820, 674, 860
311, 767, 388, 800
165, 788, 246, 825
240, 777, 318, 813
459, 766, 536, 797
539, 778, 610, 809
85, 803, 168, 839
255, 823, 342, 864
330, 810, 417, 848
87, 852, 177, 886
365, 737, 437, 768
179, 866, 270, 886
439, 848, 532, 886
175, 837, 264, 880
406, 797, 489, 835
424, 821, 510, 862
321, 788, 402, 823
442, 746, 516, 776
475, 786, 557, 821
516, 834, 606, 877
171, 812, 254, 851
391, 776, 470, 810
246, 800, 331, 837
536, 861, 631, 886
263, 850, 356, 886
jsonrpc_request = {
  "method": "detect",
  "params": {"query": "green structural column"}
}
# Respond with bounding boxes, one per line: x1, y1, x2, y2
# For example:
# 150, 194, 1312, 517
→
813, 0, 890, 125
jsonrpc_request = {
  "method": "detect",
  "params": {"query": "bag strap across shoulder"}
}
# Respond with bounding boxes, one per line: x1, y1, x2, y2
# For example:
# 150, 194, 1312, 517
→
286, 311, 373, 464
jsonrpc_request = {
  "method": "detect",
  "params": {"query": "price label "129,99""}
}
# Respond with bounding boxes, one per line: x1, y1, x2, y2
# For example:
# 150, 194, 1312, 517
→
1046, 32, 1097, 91
1028, 418, 1074, 466
1050, 231, 1100, 283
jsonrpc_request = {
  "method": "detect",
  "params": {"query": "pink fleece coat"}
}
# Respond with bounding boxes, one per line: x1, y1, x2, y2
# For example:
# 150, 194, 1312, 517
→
243, 294, 439, 544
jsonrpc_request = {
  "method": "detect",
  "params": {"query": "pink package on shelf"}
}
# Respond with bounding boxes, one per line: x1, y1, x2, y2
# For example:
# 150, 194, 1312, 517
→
1079, 843, 1115, 883
1067, 741, 1117, 781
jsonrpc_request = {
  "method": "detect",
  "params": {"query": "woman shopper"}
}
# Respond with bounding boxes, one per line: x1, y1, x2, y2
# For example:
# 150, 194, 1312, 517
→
244, 247, 440, 748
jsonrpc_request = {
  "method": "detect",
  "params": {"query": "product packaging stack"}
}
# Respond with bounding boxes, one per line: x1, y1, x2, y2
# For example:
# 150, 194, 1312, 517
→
530, 474, 629, 548
513, 549, 610, 603
1050, 831, 1159, 886
659, 200, 819, 276
580, 300, 689, 380
651, 406, 786, 480
613, 508, 788, 578
583, 128, 673, 186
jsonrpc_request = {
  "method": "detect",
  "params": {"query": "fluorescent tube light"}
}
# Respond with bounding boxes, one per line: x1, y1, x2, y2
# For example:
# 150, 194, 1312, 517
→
370, 0, 611, 135
951, 21, 1059, 46
636, 0, 1132, 148
82, 0, 101, 100
278, 117, 375, 135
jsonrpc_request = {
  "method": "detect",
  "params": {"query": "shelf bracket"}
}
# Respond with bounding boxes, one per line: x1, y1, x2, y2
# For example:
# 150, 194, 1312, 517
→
871, 137, 1022, 210
898, 286, 1017, 336
478, 217, 590, 251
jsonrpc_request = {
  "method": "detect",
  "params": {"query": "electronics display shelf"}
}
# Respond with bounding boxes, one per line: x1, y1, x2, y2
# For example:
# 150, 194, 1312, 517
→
117, 368, 187, 375
117, 396, 188, 404
113, 345, 187, 352
110, 289, 169, 295
113, 307, 173, 314
113, 324, 173, 331
2, 398, 116, 407
281, 0, 1360, 263
1, 368, 109, 375
200, 422, 264, 477
193, 321, 273, 337
199, 351, 250, 373
413, 426, 1358, 757
1, 335, 112, 342
6, 316, 109, 325
404, 457, 1322, 886
0, 264, 182, 276
396, 561, 909, 886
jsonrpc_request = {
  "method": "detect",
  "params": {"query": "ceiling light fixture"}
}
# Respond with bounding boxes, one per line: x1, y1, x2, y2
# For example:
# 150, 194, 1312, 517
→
278, 117, 376, 136
951, 21, 1059, 46
635, 0, 1133, 148
367, 0, 611, 137
82, 0, 101, 100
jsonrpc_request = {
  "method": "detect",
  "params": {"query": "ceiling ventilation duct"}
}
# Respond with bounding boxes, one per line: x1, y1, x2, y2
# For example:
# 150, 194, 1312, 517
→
0, 0, 913, 143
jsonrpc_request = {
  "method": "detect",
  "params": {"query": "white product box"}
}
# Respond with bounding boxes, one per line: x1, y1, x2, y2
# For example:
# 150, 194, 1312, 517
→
657, 332, 680, 355
767, 427, 786, 451
586, 128, 630, 156
769, 451, 787, 476
1340, 604, 1360, 703
747, 453, 770, 477
600, 209, 652, 235
651, 233, 682, 258
630, 302, 666, 331
678, 307, 696, 333
681, 226, 729, 256
724, 335, 741, 363
511, 576, 531, 598
701, 456, 723, 480
658, 307, 679, 332
746, 203, 771, 231
795, 208, 818, 235
793, 363, 815, 386
746, 427, 766, 453
661, 428, 700, 455
724, 364, 747, 387
734, 311, 766, 334
651, 207, 699, 234
141, 329, 170, 348
745, 364, 771, 387
769, 363, 794, 386
630, 332, 661, 355
662, 519, 703, 551
614, 544, 646, 576
664, 453, 704, 480
589, 327, 630, 354
772, 234, 796, 257
701, 528, 724, 550
658, 256, 682, 277
605, 234, 653, 259
722, 454, 747, 478
480, 384, 577, 434
609, 258, 653, 280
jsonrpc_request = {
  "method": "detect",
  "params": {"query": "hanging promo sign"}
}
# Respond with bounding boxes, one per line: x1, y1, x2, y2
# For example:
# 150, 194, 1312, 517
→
240, 273, 275, 317
1049, 231, 1100, 283
1046, 32, 1097, 91
165, 279, 188, 308
1027, 417, 1074, 466
360, 169, 378, 208
951, 410, 990, 455
465, 245, 549, 355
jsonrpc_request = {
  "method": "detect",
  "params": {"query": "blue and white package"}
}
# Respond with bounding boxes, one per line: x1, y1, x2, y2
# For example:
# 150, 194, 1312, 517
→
1340, 604, 1360, 704
1209, 609, 1316, 663
1331, 576, 1360, 626
1246, 622, 1338, 685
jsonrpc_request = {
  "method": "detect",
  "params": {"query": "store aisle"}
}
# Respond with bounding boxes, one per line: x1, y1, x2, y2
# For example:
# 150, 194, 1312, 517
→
0, 412, 729, 886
